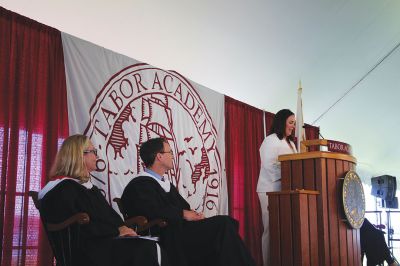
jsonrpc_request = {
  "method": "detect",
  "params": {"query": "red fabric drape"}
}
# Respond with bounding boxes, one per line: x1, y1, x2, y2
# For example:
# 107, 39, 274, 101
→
0, 7, 68, 266
225, 96, 265, 266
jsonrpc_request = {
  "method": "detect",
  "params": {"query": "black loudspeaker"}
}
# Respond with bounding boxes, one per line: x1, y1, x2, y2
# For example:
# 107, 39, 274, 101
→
382, 197, 398, 209
371, 175, 397, 201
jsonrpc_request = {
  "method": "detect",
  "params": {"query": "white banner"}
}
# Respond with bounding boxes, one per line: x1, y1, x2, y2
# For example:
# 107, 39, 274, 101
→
62, 33, 227, 217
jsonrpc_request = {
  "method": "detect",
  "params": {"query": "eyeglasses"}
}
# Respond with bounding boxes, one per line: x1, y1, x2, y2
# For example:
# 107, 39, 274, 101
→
159, 150, 173, 156
84, 149, 98, 156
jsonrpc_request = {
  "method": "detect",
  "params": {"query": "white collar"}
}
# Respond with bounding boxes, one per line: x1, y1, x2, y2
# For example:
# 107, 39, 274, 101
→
38, 177, 93, 200
135, 171, 171, 192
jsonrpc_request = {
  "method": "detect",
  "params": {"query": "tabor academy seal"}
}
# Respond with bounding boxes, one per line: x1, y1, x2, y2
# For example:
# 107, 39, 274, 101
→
341, 170, 365, 229
84, 63, 223, 216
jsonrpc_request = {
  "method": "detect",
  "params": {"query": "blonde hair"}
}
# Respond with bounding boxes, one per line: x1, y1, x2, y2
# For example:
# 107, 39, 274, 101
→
49, 134, 91, 182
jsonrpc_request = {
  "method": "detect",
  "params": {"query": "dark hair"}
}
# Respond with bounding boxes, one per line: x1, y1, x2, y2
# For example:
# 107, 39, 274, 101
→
139, 137, 168, 167
269, 109, 295, 141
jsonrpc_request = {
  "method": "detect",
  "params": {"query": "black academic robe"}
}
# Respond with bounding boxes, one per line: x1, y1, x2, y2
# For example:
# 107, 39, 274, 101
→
360, 218, 395, 266
39, 179, 160, 266
121, 175, 256, 266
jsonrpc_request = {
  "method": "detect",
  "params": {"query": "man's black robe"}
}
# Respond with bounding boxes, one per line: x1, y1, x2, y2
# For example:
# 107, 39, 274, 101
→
360, 218, 395, 265
40, 179, 161, 266
121, 175, 256, 266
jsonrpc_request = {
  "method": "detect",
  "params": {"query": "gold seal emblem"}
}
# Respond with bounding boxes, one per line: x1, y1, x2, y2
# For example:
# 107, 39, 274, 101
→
342, 170, 365, 229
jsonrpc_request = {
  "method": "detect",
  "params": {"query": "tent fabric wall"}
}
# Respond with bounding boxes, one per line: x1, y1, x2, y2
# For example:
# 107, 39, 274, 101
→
0, 6, 320, 266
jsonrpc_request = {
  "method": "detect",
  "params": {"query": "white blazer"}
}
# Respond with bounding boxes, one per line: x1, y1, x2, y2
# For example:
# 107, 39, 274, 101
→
256, 133, 297, 192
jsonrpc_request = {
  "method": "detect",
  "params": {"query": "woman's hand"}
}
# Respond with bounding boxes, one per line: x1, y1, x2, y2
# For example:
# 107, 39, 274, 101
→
118, 225, 137, 237
183, 210, 205, 221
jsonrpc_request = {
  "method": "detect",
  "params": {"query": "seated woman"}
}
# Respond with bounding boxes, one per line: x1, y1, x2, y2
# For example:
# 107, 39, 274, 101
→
39, 134, 167, 266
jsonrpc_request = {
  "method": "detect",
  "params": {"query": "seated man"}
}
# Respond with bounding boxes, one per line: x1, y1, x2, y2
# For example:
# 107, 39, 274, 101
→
360, 218, 398, 266
121, 137, 256, 266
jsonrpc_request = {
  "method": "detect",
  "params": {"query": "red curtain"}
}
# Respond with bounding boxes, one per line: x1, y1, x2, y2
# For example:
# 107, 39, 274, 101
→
0, 7, 68, 266
225, 96, 266, 266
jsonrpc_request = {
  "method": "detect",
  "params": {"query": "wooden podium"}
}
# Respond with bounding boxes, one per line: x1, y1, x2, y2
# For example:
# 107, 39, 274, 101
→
269, 147, 360, 265
267, 190, 319, 266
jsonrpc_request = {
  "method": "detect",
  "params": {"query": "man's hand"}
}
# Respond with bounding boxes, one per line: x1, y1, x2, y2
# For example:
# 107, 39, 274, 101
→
118, 225, 137, 237
183, 210, 205, 221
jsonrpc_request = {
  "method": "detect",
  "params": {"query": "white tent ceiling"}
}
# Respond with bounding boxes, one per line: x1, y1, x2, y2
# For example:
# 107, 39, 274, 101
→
2, 0, 400, 183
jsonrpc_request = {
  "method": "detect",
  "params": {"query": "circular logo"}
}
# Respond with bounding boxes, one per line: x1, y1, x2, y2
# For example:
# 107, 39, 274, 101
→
342, 170, 365, 229
84, 64, 223, 216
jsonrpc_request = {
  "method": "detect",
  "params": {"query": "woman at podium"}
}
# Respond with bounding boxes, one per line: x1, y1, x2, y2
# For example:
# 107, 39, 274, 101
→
256, 109, 297, 266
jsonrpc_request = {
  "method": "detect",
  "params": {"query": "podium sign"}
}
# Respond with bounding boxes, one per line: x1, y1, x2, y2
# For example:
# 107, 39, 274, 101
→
301, 139, 352, 155
327, 140, 352, 155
